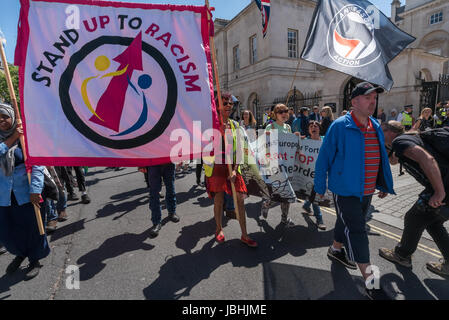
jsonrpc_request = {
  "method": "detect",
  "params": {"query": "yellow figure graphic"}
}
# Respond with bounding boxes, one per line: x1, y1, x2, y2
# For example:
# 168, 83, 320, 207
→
81, 55, 128, 122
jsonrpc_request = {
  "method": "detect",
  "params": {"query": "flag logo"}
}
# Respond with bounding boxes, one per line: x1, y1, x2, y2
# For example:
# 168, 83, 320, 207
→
59, 32, 178, 149
327, 5, 380, 67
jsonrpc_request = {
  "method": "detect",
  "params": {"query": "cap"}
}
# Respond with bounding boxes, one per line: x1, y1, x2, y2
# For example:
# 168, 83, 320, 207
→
300, 107, 310, 113
350, 82, 384, 100
404, 104, 413, 110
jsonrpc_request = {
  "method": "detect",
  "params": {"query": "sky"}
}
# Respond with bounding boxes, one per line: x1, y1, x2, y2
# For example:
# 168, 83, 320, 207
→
0, 0, 395, 63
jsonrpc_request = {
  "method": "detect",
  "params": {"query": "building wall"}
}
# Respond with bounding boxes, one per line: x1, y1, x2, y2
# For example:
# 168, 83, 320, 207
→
397, 0, 449, 58
213, 0, 448, 123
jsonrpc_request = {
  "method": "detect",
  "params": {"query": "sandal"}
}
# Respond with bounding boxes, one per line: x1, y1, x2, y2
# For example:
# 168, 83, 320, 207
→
241, 236, 258, 248
215, 231, 225, 243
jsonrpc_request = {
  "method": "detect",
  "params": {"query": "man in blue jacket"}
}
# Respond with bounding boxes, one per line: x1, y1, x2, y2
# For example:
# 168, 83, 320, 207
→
314, 82, 395, 300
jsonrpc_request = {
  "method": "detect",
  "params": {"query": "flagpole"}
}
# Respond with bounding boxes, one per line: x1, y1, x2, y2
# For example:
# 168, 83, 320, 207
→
0, 42, 45, 235
285, 58, 301, 107
205, 0, 241, 222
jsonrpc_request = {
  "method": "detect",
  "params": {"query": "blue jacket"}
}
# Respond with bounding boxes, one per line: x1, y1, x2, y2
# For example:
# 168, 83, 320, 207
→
314, 113, 394, 199
0, 143, 44, 206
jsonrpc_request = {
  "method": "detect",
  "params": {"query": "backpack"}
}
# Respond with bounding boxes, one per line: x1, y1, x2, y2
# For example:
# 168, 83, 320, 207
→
419, 127, 449, 161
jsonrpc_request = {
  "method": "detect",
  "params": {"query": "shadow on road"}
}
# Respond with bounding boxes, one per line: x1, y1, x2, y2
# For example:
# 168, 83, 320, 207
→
143, 215, 335, 299
175, 217, 231, 254
424, 278, 449, 299
171, 185, 206, 207
96, 196, 149, 221
381, 265, 436, 300
77, 229, 154, 281
49, 219, 86, 242
263, 262, 366, 299
0, 266, 30, 296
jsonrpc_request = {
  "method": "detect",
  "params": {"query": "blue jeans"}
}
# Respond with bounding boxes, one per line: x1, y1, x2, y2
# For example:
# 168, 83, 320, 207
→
148, 163, 176, 225
224, 193, 235, 211
43, 199, 58, 223
57, 189, 67, 213
303, 200, 323, 221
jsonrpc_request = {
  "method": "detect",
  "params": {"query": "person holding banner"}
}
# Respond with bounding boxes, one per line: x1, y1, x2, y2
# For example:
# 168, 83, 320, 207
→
204, 93, 257, 247
302, 121, 326, 230
314, 82, 394, 300
261, 104, 300, 226
0, 103, 49, 280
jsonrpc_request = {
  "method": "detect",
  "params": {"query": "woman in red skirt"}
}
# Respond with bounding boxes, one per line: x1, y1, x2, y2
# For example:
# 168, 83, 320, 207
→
204, 93, 257, 247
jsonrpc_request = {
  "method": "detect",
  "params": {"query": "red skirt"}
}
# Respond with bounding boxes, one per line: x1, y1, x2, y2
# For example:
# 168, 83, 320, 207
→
206, 164, 247, 198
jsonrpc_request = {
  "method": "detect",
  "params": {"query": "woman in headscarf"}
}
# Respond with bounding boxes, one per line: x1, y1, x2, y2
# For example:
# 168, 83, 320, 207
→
0, 103, 49, 280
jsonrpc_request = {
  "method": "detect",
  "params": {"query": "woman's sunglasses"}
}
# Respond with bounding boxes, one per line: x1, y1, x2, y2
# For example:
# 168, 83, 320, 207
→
276, 110, 288, 114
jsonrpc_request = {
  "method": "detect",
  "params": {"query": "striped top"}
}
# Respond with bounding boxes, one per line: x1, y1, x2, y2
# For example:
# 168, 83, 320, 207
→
351, 112, 380, 196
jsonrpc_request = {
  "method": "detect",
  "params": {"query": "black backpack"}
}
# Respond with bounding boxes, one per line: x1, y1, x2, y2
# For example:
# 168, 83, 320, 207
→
419, 127, 449, 161
396, 129, 449, 193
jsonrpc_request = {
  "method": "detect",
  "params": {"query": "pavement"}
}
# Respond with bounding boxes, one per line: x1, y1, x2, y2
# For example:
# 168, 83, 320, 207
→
0, 165, 448, 301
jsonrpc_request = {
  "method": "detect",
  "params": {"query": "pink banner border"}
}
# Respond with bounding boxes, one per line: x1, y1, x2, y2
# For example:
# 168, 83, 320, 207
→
16, 0, 219, 167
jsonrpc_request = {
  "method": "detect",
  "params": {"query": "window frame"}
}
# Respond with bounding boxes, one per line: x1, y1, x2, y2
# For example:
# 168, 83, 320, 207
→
233, 45, 240, 71
249, 34, 257, 65
429, 11, 443, 25
288, 28, 298, 58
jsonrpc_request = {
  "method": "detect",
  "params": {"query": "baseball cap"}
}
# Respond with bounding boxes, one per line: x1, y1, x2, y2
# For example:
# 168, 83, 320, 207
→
350, 82, 384, 100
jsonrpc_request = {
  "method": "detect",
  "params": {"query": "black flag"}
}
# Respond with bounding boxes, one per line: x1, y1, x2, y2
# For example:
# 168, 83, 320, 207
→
301, 0, 415, 90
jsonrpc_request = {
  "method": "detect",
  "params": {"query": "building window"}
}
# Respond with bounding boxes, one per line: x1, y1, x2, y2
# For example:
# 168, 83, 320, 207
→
233, 45, 240, 71
288, 29, 298, 58
250, 35, 257, 64
430, 12, 443, 25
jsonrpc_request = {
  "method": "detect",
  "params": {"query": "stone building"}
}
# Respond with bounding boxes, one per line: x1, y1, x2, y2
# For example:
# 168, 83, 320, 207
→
213, 0, 449, 124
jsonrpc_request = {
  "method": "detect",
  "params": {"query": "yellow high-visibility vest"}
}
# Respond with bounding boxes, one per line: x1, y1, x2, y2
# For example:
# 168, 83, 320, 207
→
401, 112, 413, 127
204, 119, 242, 178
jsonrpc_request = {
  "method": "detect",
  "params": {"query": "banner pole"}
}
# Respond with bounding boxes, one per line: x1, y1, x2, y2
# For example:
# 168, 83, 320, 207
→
0, 44, 45, 235
205, 0, 240, 222
285, 58, 302, 107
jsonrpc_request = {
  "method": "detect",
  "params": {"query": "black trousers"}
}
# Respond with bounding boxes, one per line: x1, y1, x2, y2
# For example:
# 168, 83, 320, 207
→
395, 201, 449, 261
56, 166, 86, 194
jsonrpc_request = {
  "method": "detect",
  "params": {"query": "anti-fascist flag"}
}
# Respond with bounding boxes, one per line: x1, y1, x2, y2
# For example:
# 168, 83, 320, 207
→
301, 0, 415, 90
15, 0, 218, 166
254, 0, 270, 38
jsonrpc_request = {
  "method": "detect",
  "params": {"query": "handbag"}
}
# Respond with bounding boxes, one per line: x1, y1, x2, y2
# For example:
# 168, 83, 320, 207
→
41, 168, 59, 201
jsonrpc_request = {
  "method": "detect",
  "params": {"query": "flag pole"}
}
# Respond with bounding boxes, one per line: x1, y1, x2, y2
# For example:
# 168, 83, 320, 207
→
285, 58, 302, 107
0, 42, 45, 235
205, 0, 241, 222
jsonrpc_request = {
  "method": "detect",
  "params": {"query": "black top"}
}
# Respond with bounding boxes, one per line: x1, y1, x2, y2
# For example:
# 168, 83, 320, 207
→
416, 118, 434, 132
392, 134, 449, 202
320, 117, 332, 136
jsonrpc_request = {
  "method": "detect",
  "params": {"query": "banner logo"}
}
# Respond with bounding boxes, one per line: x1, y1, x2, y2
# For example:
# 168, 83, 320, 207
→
60, 32, 177, 149
327, 5, 381, 68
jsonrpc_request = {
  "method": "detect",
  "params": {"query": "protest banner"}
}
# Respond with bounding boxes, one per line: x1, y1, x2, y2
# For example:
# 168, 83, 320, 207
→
15, 0, 218, 166
291, 138, 332, 207
244, 131, 331, 207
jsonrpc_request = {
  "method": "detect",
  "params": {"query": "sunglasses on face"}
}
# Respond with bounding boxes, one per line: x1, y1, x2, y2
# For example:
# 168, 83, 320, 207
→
277, 110, 289, 114
223, 101, 233, 106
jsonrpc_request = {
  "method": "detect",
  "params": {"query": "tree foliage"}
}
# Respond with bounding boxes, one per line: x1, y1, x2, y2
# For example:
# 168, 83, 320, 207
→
0, 63, 20, 106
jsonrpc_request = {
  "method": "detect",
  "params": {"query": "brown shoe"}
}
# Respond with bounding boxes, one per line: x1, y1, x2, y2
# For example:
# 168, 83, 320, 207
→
426, 260, 449, 277
46, 220, 57, 233
58, 211, 68, 222
379, 248, 412, 268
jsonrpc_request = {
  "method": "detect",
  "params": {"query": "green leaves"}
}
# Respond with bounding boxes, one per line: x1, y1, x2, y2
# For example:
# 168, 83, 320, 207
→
0, 63, 20, 107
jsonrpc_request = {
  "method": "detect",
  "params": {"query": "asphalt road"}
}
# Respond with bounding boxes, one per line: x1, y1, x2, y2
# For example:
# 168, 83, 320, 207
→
0, 166, 448, 300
